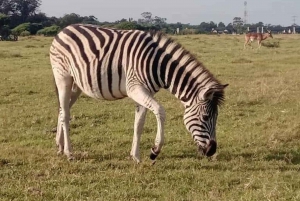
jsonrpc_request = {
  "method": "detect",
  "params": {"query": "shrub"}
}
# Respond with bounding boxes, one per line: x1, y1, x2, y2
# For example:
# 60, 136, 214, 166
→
115, 22, 139, 30
20, 30, 31, 36
261, 41, 280, 48
11, 23, 31, 35
36, 25, 60, 36
11, 23, 44, 36
181, 29, 199, 35
0, 25, 11, 39
29, 23, 43, 34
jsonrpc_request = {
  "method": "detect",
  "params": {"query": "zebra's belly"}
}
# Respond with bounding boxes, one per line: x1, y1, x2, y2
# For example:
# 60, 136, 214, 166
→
78, 81, 128, 101
92, 84, 127, 100
72, 72, 128, 101
70, 54, 128, 100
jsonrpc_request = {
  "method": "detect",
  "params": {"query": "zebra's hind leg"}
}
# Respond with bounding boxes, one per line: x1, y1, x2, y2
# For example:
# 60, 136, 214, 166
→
54, 73, 74, 160
130, 104, 147, 163
128, 85, 165, 162
56, 110, 64, 155
69, 83, 81, 108
52, 82, 81, 134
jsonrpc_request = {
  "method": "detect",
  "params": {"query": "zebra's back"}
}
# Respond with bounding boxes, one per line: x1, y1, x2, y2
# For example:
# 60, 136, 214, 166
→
50, 24, 147, 100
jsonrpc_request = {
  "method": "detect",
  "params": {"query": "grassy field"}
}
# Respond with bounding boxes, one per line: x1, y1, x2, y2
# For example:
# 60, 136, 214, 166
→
0, 33, 300, 201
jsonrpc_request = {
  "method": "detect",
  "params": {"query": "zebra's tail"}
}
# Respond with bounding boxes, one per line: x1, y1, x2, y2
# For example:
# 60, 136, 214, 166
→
51, 76, 59, 133
53, 76, 60, 113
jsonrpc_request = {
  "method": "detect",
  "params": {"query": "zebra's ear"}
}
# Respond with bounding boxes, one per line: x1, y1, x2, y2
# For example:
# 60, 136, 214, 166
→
200, 84, 228, 100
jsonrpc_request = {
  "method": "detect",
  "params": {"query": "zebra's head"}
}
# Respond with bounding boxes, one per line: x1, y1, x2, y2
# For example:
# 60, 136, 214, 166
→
183, 84, 228, 157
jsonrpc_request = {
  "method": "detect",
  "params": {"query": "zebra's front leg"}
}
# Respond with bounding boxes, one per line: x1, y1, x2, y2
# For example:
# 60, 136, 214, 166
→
128, 85, 165, 161
130, 104, 147, 163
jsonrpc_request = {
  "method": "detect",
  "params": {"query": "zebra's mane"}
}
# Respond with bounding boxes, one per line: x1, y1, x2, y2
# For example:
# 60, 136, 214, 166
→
148, 31, 225, 106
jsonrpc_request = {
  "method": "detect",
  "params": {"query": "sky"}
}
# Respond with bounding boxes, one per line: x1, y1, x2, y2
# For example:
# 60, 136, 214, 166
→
40, 0, 299, 26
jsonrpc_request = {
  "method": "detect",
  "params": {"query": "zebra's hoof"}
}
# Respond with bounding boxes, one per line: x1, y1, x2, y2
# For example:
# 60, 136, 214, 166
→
130, 155, 141, 164
151, 160, 156, 166
150, 152, 158, 160
51, 127, 57, 133
67, 155, 75, 161
150, 147, 160, 160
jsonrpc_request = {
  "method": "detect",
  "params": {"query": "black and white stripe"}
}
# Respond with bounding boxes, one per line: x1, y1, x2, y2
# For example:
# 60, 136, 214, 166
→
50, 24, 228, 162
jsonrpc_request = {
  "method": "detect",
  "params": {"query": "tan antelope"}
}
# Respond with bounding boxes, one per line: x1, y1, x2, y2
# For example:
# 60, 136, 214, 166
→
244, 30, 273, 49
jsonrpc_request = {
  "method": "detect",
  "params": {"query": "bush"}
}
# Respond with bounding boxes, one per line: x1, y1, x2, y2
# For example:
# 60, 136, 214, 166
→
36, 25, 60, 36
0, 25, 11, 39
29, 23, 43, 34
11, 23, 31, 35
115, 22, 139, 30
181, 28, 199, 35
11, 23, 44, 36
261, 41, 280, 48
20, 30, 31, 36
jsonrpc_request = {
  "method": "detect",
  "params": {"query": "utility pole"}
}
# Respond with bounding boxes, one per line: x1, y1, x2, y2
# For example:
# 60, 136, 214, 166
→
292, 16, 297, 26
244, 1, 248, 24
292, 16, 297, 34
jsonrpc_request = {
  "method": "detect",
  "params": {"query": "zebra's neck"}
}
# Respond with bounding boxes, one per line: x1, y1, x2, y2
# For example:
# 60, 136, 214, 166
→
164, 61, 219, 106
151, 33, 219, 106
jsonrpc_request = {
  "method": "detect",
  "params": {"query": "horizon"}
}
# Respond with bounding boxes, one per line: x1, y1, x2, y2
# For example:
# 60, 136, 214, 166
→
40, 0, 299, 27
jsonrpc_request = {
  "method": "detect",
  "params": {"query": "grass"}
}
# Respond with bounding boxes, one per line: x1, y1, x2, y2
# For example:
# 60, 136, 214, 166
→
0, 34, 300, 201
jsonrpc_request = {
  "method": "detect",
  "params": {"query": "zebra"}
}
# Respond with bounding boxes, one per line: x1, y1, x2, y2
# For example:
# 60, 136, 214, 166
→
50, 24, 228, 163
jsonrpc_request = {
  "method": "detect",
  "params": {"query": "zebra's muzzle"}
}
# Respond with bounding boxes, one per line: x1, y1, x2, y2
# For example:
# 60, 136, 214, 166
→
199, 140, 217, 157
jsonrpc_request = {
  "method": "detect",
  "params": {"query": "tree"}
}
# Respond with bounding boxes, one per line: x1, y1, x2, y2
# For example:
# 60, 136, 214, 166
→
233, 17, 244, 33
115, 18, 127, 24
257, 21, 264, 27
11, 0, 41, 22
0, 13, 11, 39
0, 0, 41, 27
209, 21, 217, 30
82, 15, 99, 25
218, 22, 225, 28
27, 12, 47, 23
226, 23, 234, 33
58, 13, 82, 28
199, 21, 217, 33
233, 17, 243, 26
140, 12, 152, 25
0, 13, 10, 26
153, 16, 166, 25
115, 21, 142, 30
0, 0, 13, 15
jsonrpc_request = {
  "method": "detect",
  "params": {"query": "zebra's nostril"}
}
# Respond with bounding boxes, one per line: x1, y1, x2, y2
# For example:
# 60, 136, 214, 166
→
205, 140, 217, 157
199, 140, 217, 157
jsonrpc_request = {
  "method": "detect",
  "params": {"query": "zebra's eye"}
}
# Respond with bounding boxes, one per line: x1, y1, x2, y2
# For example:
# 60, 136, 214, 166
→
203, 115, 209, 121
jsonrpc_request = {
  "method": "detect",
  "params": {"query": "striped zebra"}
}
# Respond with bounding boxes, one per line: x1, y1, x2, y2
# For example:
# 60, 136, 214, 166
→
50, 24, 228, 163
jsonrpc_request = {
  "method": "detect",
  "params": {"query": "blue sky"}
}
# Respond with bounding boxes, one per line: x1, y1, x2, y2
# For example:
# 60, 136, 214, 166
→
40, 0, 299, 26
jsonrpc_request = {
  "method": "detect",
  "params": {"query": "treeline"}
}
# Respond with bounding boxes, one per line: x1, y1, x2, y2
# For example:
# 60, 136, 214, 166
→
0, 0, 299, 39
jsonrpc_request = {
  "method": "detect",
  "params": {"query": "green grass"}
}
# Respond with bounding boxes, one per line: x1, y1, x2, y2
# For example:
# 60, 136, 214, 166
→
0, 34, 300, 201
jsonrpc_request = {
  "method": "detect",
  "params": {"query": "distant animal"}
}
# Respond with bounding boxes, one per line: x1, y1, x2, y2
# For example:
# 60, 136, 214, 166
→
50, 24, 228, 163
244, 30, 273, 49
